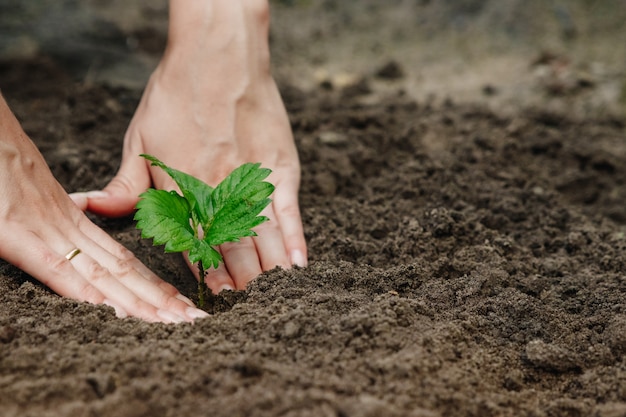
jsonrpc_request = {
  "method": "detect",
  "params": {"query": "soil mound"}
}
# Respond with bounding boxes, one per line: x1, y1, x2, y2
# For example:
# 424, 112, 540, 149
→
1, 58, 625, 417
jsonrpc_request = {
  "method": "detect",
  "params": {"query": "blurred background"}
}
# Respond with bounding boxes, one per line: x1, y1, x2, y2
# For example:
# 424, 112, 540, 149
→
1, 0, 625, 117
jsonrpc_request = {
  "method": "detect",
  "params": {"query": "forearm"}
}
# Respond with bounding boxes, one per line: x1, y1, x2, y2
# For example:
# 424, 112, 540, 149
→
0, 93, 34, 158
163, 0, 272, 95
0, 93, 22, 141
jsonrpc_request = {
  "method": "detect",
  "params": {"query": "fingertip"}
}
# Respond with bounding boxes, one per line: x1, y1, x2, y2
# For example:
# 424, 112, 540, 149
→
217, 283, 235, 292
86, 178, 146, 217
175, 293, 196, 307
204, 268, 237, 294
156, 309, 187, 324
290, 249, 308, 268
274, 209, 307, 269
87, 153, 151, 217
186, 307, 210, 320
69, 190, 110, 210
272, 196, 308, 268
68, 192, 89, 210
103, 299, 128, 318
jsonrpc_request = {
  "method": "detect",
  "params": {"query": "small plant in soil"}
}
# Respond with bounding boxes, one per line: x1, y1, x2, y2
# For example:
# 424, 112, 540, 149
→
134, 154, 274, 307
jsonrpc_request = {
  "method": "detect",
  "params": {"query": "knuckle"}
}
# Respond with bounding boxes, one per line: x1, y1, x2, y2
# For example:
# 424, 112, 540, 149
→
111, 244, 135, 262
84, 261, 109, 284
112, 258, 134, 277
108, 245, 138, 277
158, 280, 181, 296
275, 201, 301, 219
46, 252, 70, 275
159, 292, 178, 310
130, 298, 157, 320
77, 282, 104, 305
42, 253, 73, 287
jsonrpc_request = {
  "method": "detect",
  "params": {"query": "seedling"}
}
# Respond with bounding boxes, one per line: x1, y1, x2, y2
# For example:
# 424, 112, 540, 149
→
134, 154, 274, 307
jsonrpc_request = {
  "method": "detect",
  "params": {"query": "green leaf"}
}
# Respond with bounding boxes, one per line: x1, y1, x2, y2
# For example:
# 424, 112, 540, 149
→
134, 189, 196, 253
188, 239, 223, 270
203, 163, 274, 246
135, 155, 274, 272
141, 154, 213, 226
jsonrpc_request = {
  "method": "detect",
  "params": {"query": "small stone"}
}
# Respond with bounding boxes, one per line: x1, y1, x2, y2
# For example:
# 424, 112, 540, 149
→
532, 186, 545, 195
0, 325, 16, 343
375, 60, 405, 80
283, 320, 301, 338
524, 339, 581, 372
318, 131, 348, 146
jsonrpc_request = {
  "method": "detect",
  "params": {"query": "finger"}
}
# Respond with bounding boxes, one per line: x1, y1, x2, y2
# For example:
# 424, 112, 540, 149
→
219, 237, 263, 290
68, 191, 109, 212
86, 148, 151, 218
77, 218, 189, 298
73, 232, 208, 321
0, 225, 108, 305
68, 192, 88, 211
40, 218, 178, 323
273, 176, 308, 267
186, 249, 236, 294
67, 249, 188, 323
251, 205, 290, 270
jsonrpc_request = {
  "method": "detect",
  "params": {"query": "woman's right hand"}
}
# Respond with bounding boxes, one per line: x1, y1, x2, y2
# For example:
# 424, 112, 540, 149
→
0, 93, 208, 323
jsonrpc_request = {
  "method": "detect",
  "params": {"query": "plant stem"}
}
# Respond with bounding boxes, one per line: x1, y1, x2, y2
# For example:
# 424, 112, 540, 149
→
198, 260, 207, 308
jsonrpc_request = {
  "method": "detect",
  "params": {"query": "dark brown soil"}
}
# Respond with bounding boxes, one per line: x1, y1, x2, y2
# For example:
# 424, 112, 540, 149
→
1, 54, 626, 417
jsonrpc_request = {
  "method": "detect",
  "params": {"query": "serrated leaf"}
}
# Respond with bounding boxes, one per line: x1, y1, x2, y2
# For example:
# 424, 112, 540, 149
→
135, 155, 274, 272
188, 239, 223, 270
203, 163, 274, 246
134, 189, 196, 253
141, 154, 213, 225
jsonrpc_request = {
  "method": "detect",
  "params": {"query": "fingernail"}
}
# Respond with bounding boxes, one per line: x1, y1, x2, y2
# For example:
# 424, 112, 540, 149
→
69, 191, 109, 206
186, 307, 210, 320
176, 293, 195, 307
290, 250, 308, 268
157, 309, 186, 324
103, 299, 128, 318
218, 284, 235, 292
68, 193, 88, 207
83, 191, 109, 200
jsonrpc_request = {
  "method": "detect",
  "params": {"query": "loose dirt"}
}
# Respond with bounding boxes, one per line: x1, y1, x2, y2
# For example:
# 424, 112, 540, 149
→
1, 2, 626, 416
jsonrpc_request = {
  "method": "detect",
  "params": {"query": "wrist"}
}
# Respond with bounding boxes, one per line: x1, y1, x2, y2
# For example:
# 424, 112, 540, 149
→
156, 0, 273, 101
165, 0, 270, 69
167, 0, 269, 43
0, 94, 27, 147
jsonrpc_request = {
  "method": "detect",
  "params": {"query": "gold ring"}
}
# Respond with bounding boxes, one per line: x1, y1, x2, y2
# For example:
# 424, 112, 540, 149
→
65, 248, 81, 261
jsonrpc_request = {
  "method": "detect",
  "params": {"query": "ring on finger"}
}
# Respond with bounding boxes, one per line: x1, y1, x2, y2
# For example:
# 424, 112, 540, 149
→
65, 248, 82, 261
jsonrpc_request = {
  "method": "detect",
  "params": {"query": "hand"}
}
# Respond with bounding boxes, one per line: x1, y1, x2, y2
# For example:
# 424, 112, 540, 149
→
0, 94, 208, 323
72, 0, 308, 293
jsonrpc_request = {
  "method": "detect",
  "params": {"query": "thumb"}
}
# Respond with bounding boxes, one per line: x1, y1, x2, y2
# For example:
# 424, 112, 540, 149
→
75, 154, 151, 218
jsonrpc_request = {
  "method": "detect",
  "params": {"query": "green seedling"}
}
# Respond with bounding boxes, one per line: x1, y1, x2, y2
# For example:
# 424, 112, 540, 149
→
134, 154, 274, 307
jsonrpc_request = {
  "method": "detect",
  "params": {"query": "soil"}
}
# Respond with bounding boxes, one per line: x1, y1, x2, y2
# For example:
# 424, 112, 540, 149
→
1, 2, 626, 417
